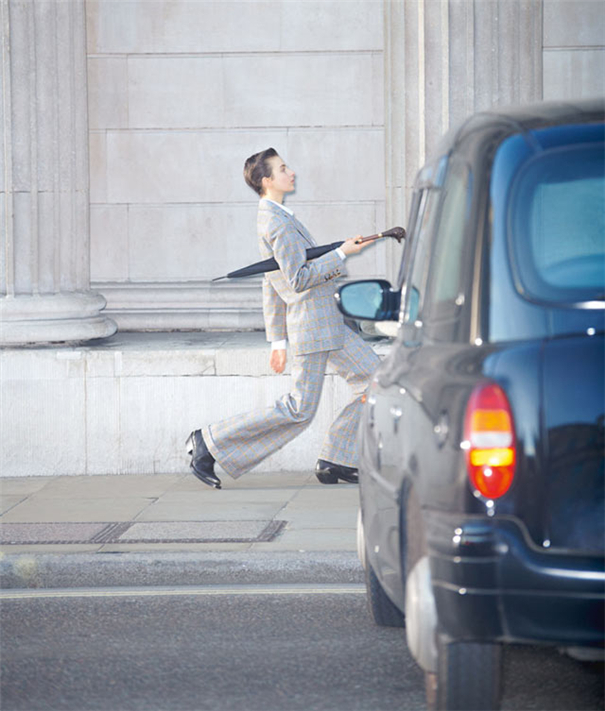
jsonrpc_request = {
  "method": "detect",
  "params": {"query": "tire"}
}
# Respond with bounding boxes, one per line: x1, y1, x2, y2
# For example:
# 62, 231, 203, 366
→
364, 558, 405, 628
429, 635, 502, 711
404, 488, 503, 711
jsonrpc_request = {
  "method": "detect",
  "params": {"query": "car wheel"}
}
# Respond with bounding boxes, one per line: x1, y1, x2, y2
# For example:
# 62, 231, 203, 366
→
404, 488, 503, 711
364, 558, 405, 628
427, 635, 502, 711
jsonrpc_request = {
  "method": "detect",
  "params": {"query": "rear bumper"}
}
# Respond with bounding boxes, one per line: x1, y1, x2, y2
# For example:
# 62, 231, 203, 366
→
425, 510, 605, 647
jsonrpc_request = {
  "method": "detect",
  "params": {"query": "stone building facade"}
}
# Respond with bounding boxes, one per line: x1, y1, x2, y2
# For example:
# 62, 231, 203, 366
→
2, 0, 604, 343
1, 0, 603, 476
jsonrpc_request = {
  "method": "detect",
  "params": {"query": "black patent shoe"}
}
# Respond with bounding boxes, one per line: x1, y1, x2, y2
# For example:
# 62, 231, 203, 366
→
315, 459, 359, 485
186, 430, 222, 489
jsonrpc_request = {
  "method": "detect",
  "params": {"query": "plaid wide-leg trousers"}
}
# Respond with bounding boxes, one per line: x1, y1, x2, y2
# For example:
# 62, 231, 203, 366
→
202, 328, 380, 478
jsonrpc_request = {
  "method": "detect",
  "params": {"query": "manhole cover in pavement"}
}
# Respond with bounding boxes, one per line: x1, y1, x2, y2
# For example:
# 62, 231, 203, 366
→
0, 520, 286, 544
115, 520, 284, 543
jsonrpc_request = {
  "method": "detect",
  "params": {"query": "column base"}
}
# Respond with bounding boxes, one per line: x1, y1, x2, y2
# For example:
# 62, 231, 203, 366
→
0, 292, 118, 345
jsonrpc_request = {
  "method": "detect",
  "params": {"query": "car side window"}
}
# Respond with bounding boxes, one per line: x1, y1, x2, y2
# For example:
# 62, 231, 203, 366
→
402, 188, 441, 325
396, 190, 422, 290
424, 158, 472, 336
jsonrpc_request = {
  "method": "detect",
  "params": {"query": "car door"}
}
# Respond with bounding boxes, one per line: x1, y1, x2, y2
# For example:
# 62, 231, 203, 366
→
370, 152, 477, 581
366, 180, 443, 599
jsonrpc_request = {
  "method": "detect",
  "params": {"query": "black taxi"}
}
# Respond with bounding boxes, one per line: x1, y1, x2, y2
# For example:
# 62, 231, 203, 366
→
336, 98, 605, 711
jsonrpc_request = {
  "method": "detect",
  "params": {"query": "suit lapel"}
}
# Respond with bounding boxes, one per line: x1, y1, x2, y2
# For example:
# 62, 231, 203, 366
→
293, 216, 317, 247
260, 199, 317, 248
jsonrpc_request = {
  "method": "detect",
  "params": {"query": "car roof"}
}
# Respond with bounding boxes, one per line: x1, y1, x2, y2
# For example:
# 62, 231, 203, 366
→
434, 97, 605, 170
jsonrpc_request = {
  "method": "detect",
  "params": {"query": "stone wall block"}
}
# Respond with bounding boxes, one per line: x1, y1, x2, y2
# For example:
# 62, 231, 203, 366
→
126, 204, 258, 281
85, 350, 120, 379
544, 0, 605, 47
88, 57, 128, 129
1, 378, 87, 476
85, 377, 121, 475
544, 49, 605, 100
89, 131, 107, 203
85, 0, 382, 55
281, 0, 382, 51
286, 130, 385, 203
116, 375, 252, 475
372, 51, 385, 127
86, 0, 281, 54
1, 348, 87, 476
223, 54, 376, 128
120, 350, 215, 378
1, 349, 84, 381
90, 205, 129, 282
128, 57, 224, 130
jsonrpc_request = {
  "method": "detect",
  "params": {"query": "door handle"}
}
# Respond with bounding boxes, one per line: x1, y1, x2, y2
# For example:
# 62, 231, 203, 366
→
433, 412, 449, 447
390, 406, 402, 434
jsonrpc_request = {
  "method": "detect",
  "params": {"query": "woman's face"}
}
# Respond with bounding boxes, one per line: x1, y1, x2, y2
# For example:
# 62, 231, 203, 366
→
264, 155, 296, 196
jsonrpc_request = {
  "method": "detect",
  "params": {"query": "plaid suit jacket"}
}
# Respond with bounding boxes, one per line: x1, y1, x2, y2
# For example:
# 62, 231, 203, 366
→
257, 199, 347, 356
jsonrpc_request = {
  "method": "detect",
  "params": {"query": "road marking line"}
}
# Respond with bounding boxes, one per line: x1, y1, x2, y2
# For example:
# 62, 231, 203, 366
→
0, 584, 366, 600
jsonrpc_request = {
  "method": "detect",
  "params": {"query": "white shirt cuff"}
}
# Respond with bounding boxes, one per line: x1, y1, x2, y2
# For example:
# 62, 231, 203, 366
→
335, 247, 347, 260
271, 339, 287, 350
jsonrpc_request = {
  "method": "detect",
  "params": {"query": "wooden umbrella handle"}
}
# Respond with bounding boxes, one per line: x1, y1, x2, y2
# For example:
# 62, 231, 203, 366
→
355, 226, 406, 245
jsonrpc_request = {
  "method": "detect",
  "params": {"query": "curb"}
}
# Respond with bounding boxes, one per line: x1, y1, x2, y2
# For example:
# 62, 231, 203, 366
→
0, 550, 364, 590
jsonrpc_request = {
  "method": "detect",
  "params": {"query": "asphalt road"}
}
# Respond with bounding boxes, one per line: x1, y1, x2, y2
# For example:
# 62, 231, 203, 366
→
1, 584, 603, 711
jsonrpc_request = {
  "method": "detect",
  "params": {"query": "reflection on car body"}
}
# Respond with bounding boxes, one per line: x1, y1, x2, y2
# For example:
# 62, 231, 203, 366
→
337, 98, 605, 711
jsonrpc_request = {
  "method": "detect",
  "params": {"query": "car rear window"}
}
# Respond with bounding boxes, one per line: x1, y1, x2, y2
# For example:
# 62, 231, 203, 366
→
508, 128, 605, 304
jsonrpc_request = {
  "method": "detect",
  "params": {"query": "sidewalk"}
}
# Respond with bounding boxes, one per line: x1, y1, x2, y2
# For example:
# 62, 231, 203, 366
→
0, 470, 360, 555
0, 471, 363, 590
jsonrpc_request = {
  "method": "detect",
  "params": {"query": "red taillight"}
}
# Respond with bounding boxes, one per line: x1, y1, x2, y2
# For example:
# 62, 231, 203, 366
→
463, 382, 516, 499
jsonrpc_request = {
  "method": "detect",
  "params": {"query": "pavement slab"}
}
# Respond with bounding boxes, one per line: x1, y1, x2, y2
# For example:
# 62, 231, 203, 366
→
0, 471, 361, 562
0, 496, 155, 523
30, 474, 183, 499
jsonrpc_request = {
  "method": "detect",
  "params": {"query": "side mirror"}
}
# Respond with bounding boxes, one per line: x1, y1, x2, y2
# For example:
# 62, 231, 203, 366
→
335, 280, 400, 322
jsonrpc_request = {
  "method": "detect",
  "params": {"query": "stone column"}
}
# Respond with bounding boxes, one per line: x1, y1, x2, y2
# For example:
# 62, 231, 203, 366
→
383, 0, 543, 282
0, 0, 116, 344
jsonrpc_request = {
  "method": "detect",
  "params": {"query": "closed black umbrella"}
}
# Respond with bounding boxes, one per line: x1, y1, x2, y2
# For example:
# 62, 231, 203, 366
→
212, 226, 405, 281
